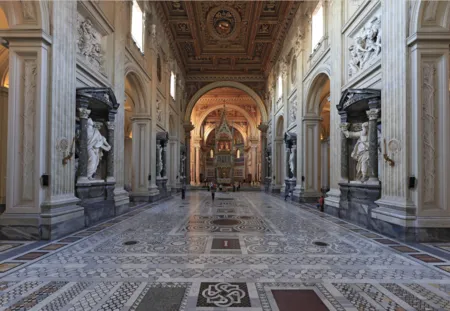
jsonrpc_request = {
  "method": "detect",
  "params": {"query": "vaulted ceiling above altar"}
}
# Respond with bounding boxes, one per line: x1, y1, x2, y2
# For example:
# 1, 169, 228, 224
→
191, 87, 260, 143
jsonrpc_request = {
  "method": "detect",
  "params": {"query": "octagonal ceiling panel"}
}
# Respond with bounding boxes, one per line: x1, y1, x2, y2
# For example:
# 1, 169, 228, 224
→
157, 1, 301, 79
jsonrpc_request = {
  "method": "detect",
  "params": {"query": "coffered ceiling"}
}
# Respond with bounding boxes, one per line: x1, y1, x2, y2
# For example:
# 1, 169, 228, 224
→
157, 1, 301, 80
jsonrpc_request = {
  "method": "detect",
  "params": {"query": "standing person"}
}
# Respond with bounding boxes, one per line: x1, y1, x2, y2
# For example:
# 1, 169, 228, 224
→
211, 183, 216, 202
317, 195, 325, 211
181, 183, 186, 200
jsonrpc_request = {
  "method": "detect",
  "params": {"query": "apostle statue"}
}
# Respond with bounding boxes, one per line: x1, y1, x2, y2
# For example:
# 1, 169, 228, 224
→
180, 153, 186, 176
289, 148, 295, 178
342, 122, 369, 182
86, 118, 111, 180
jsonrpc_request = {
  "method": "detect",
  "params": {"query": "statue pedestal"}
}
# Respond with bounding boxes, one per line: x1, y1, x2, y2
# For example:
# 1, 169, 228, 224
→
283, 178, 297, 199
76, 180, 125, 227
153, 178, 169, 202
332, 182, 381, 228
264, 177, 272, 192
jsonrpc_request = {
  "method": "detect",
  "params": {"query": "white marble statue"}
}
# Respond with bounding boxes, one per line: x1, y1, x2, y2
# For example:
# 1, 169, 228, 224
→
289, 149, 295, 177
342, 122, 369, 182
158, 147, 164, 177
87, 118, 111, 180
180, 154, 186, 175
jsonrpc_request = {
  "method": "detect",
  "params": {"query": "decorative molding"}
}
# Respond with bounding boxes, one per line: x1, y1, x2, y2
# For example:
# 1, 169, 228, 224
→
289, 98, 298, 126
77, 14, 105, 75
348, 15, 381, 78
185, 75, 265, 82
422, 62, 437, 204
21, 0, 36, 21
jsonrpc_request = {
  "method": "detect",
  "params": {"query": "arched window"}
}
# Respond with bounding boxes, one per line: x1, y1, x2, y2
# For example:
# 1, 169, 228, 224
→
210, 149, 214, 158
237, 149, 240, 159
131, 0, 145, 53
311, 3, 324, 50
170, 71, 176, 99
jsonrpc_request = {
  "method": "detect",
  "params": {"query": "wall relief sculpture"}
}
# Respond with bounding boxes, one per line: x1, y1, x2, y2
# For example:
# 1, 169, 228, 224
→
348, 16, 381, 77
156, 99, 163, 123
77, 15, 105, 74
289, 99, 297, 126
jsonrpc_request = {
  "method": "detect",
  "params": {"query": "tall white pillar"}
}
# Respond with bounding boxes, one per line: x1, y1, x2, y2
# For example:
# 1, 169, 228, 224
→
0, 87, 7, 207
130, 116, 151, 201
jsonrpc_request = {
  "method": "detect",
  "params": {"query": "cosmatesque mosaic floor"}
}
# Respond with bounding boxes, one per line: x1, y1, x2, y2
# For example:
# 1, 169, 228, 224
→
0, 192, 449, 310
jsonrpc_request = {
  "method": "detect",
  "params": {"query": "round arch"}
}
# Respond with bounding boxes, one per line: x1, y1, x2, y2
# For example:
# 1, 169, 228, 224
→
185, 81, 268, 123
193, 104, 258, 137
204, 123, 248, 146
409, 1, 450, 36
124, 66, 149, 114
305, 70, 331, 115
0, 1, 50, 33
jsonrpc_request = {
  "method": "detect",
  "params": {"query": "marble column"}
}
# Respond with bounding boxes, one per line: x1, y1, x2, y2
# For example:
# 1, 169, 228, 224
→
321, 138, 330, 189
340, 122, 350, 182
77, 107, 91, 183
106, 120, 115, 182
251, 144, 258, 182
156, 141, 161, 179
195, 145, 200, 185
184, 123, 194, 185
0, 88, 7, 206
258, 124, 268, 185
367, 108, 380, 183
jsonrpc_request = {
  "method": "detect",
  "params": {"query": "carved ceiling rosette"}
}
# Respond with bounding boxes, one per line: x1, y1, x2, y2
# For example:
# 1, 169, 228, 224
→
206, 5, 242, 41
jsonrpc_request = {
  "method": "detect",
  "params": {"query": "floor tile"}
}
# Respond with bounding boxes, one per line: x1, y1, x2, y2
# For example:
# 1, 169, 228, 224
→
0, 262, 23, 273
410, 253, 445, 263
13, 251, 48, 261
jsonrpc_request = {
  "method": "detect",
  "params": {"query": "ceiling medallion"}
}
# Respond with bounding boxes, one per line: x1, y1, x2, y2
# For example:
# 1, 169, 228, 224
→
207, 6, 241, 40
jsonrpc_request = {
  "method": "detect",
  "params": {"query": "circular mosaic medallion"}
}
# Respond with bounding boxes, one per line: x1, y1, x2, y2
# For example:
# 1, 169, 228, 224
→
207, 6, 241, 40
157, 54, 162, 82
212, 219, 241, 226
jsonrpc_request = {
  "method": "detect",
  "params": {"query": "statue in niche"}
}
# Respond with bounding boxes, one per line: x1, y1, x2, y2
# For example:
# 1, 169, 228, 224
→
86, 118, 111, 180
266, 153, 271, 176
180, 153, 186, 175
342, 122, 369, 182
158, 146, 164, 177
289, 148, 295, 178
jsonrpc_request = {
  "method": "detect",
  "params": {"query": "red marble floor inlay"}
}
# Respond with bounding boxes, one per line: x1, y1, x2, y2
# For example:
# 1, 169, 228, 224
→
272, 290, 329, 311
39, 244, 67, 251
14, 252, 48, 261
409, 254, 445, 263
373, 239, 399, 245
389, 245, 418, 253
212, 238, 240, 249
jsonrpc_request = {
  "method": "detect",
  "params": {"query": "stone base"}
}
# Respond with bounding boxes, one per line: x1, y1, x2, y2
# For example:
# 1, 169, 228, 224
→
76, 180, 116, 227
0, 196, 85, 240
130, 192, 151, 202
293, 191, 321, 203
271, 185, 281, 194
114, 187, 130, 207
0, 203, 5, 214
336, 182, 381, 227
156, 178, 169, 199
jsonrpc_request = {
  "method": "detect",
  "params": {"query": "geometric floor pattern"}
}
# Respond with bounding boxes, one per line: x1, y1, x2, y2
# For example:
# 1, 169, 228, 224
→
0, 192, 449, 310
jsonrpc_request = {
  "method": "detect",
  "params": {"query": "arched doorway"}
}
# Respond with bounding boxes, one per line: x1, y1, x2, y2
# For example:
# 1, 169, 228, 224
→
123, 71, 148, 199
187, 87, 262, 187
275, 115, 285, 190
304, 73, 331, 199
0, 7, 8, 212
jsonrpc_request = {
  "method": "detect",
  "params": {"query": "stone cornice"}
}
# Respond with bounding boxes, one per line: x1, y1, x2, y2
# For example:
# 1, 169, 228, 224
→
186, 75, 266, 82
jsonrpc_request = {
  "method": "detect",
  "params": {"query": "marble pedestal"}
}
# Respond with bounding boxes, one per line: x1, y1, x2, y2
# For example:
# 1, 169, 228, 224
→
264, 177, 271, 193
283, 179, 297, 199
154, 178, 169, 202
76, 180, 129, 227
0, 199, 85, 241
328, 182, 381, 227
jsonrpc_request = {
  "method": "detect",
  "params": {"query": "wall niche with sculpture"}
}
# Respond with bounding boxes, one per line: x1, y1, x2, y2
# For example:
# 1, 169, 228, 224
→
334, 88, 382, 228
156, 131, 170, 200
75, 87, 127, 226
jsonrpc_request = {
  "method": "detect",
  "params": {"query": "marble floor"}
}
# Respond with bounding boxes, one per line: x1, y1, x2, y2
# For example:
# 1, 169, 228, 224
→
0, 192, 449, 310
